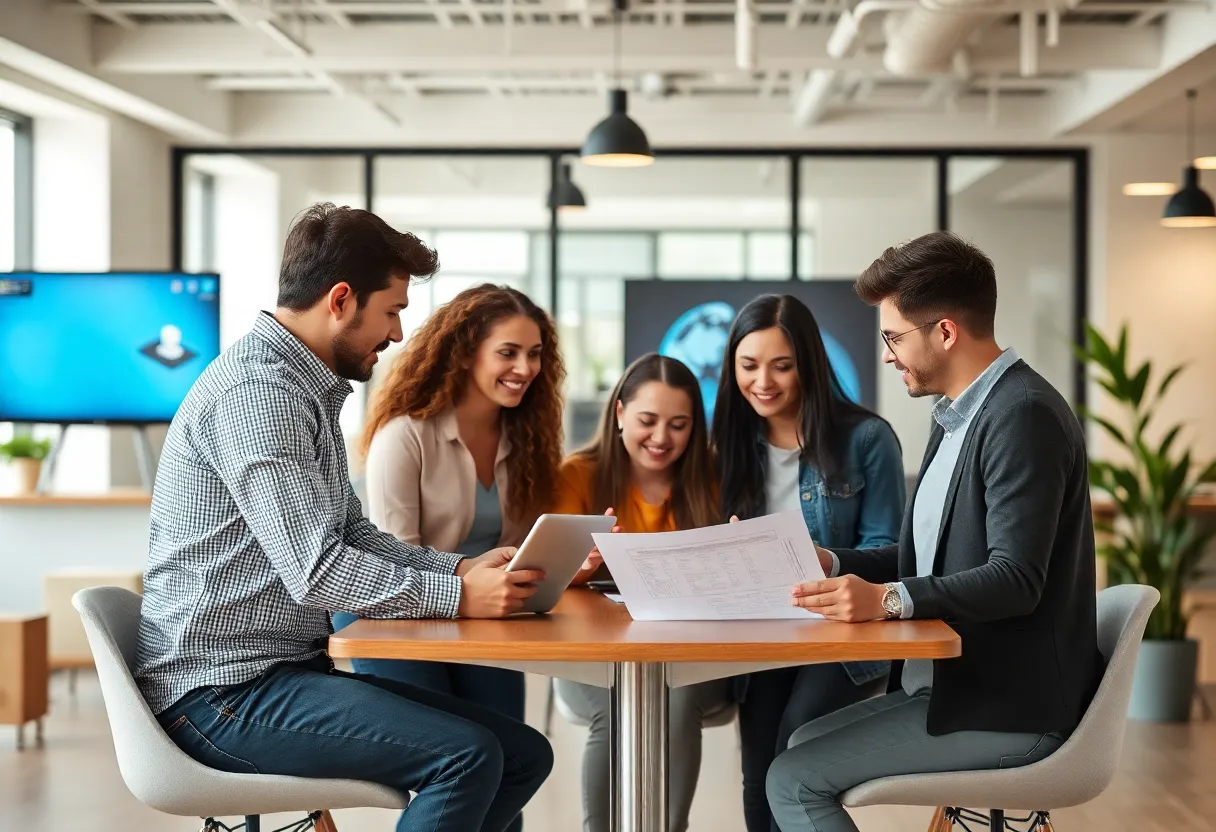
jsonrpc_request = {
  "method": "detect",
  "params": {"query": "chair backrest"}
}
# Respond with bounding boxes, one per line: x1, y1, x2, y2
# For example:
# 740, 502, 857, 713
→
71, 586, 221, 810
1031, 584, 1159, 802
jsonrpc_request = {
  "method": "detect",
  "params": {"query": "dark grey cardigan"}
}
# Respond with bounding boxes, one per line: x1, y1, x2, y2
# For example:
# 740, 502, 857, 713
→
834, 360, 1104, 736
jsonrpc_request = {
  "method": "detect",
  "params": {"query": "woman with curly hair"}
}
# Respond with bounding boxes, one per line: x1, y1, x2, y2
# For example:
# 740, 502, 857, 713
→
333, 284, 564, 788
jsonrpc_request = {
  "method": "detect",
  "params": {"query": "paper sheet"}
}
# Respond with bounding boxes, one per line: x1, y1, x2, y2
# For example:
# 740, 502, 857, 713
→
590, 510, 827, 621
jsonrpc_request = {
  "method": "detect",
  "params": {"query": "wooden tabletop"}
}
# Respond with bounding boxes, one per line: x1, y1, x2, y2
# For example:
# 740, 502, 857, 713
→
328, 588, 961, 663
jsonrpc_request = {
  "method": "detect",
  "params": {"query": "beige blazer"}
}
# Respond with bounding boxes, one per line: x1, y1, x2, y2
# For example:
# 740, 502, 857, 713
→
364, 409, 529, 553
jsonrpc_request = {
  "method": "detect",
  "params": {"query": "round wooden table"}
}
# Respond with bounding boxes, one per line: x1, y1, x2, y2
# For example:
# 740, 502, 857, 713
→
329, 588, 961, 832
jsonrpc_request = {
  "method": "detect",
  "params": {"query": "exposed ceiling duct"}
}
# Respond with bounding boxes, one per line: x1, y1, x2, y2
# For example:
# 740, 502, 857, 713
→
828, 0, 1092, 79
882, 0, 1004, 76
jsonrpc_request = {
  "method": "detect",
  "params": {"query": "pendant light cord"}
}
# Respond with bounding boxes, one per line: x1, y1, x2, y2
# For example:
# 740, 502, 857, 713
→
1186, 88, 1196, 162
613, 0, 622, 91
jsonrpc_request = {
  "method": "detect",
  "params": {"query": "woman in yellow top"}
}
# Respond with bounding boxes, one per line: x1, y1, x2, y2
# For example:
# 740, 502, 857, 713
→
554, 353, 731, 832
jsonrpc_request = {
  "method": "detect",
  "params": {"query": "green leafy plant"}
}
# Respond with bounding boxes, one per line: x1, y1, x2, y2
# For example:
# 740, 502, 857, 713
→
0, 435, 52, 462
1077, 322, 1216, 640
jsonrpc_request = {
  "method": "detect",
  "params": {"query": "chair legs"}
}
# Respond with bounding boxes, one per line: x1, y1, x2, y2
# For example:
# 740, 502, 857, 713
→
926, 807, 949, 832
928, 808, 1054, 832
543, 679, 555, 736
200, 813, 338, 832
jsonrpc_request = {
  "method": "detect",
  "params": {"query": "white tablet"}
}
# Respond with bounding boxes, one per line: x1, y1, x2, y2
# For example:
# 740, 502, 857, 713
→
505, 513, 617, 613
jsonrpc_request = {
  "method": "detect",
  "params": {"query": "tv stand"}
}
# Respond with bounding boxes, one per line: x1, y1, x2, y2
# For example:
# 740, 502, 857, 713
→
36, 424, 158, 495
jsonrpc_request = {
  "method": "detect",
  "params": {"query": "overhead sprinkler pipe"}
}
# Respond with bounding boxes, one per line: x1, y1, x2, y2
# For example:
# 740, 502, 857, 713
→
736, 0, 757, 70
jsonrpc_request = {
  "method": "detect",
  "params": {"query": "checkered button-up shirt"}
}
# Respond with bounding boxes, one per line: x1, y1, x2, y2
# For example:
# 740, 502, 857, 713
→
135, 312, 463, 714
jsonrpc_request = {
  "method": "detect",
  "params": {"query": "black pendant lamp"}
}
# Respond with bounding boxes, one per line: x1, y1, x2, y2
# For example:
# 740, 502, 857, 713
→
580, 0, 653, 167
1162, 89, 1216, 228
548, 162, 587, 211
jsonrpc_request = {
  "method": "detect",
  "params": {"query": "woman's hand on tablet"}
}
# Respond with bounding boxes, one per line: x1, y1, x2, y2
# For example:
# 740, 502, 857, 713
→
569, 508, 620, 586
457, 553, 545, 618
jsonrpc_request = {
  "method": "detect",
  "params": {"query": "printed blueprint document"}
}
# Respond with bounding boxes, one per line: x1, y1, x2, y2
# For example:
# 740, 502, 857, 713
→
591, 510, 827, 621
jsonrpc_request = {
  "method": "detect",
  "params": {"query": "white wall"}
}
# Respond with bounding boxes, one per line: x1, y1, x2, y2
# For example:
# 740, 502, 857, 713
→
954, 204, 1074, 395
108, 117, 172, 271
1096, 133, 1216, 462
108, 115, 175, 488
1091, 132, 1216, 588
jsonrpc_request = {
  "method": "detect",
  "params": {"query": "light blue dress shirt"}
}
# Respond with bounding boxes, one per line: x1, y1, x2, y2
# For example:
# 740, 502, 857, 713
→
898, 347, 1019, 693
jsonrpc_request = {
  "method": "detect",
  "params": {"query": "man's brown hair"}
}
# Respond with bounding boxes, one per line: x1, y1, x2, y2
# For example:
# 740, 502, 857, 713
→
855, 231, 998, 337
278, 203, 440, 311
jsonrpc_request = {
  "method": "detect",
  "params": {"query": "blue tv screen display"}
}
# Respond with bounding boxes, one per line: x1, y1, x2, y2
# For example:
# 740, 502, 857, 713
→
0, 272, 221, 423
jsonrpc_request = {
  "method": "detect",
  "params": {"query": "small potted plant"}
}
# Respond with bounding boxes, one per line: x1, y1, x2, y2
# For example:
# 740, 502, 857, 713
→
0, 435, 53, 495
1078, 322, 1216, 721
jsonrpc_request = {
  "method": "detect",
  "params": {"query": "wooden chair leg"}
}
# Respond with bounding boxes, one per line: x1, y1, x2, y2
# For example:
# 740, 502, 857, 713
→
1035, 812, 1055, 832
314, 810, 339, 832
927, 807, 949, 832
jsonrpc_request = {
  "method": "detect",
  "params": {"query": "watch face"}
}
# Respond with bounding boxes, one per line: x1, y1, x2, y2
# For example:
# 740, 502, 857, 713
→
883, 589, 900, 614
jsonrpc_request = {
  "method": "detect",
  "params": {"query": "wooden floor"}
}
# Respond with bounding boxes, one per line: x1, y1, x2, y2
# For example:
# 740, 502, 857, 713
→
1, 671, 1214, 832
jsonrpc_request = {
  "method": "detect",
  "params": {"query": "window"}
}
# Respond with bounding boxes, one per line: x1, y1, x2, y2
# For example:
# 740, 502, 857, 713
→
657, 232, 746, 279
0, 109, 32, 272
183, 168, 216, 273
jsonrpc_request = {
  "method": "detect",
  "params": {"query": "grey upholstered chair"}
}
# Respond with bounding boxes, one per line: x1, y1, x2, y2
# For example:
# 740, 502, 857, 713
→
73, 586, 409, 832
839, 584, 1160, 832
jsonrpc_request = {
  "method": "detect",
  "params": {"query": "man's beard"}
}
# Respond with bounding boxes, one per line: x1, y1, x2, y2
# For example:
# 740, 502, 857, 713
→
902, 357, 943, 399
332, 322, 389, 383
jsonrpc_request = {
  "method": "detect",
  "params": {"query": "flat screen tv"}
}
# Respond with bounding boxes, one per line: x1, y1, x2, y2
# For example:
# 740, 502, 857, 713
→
0, 271, 221, 424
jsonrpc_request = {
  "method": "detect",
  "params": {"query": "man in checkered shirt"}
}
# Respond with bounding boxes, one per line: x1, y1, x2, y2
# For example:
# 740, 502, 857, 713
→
135, 203, 553, 832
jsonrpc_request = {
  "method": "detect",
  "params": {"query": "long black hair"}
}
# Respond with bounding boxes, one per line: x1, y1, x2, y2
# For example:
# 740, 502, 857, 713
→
711, 294, 880, 521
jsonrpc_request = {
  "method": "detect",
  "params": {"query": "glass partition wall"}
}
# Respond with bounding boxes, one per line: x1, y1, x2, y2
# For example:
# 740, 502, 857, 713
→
174, 148, 1088, 468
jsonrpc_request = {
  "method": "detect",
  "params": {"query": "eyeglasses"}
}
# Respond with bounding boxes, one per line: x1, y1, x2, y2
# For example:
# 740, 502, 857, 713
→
881, 320, 943, 353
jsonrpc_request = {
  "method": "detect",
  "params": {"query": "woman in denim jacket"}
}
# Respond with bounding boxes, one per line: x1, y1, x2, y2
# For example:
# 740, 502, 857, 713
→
710, 294, 906, 832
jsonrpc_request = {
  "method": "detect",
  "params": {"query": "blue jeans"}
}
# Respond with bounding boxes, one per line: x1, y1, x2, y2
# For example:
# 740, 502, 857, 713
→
331, 611, 528, 832
155, 655, 553, 832
332, 611, 525, 720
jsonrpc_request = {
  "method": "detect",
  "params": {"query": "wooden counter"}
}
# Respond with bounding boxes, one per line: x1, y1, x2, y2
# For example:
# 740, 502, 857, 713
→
0, 489, 152, 507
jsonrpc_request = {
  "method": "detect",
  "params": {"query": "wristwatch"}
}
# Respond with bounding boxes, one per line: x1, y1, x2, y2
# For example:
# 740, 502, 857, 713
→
881, 582, 903, 619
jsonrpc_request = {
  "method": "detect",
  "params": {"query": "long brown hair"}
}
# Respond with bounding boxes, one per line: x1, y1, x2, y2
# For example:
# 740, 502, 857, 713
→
362, 284, 565, 522
571, 353, 718, 530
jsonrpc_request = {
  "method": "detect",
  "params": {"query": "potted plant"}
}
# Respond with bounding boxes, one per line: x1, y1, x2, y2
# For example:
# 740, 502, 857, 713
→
0, 434, 53, 496
1078, 322, 1216, 721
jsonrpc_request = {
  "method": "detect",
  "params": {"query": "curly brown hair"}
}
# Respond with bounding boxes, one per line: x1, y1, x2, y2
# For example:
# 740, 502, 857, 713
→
361, 283, 566, 523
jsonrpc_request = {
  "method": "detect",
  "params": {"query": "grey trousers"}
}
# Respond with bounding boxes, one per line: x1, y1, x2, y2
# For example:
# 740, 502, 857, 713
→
766, 691, 1064, 832
555, 677, 735, 832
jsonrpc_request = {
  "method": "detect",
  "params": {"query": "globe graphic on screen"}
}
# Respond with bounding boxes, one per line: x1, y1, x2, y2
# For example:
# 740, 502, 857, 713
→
657, 301, 861, 422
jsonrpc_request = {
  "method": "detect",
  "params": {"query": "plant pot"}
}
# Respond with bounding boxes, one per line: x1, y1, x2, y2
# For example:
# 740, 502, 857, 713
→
1127, 638, 1199, 722
10, 458, 43, 495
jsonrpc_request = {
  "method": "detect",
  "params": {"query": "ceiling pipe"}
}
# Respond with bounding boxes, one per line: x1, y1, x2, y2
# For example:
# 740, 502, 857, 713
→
826, 0, 918, 59
1019, 10, 1037, 77
884, 0, 1013, 76
830, 0, 1092, 77
736, 0, 757, 70
792, 68, 839, 125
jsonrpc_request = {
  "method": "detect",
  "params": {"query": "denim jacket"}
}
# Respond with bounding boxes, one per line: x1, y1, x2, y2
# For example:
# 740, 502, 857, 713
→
765, 415, 906, 686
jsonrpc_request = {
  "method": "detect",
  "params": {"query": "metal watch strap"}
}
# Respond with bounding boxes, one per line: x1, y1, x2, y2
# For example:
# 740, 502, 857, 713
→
882, 582, 902, 619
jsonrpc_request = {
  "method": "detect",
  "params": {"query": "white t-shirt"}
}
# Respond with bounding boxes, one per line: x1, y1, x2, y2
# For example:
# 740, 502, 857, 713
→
765, 442, 803, 514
